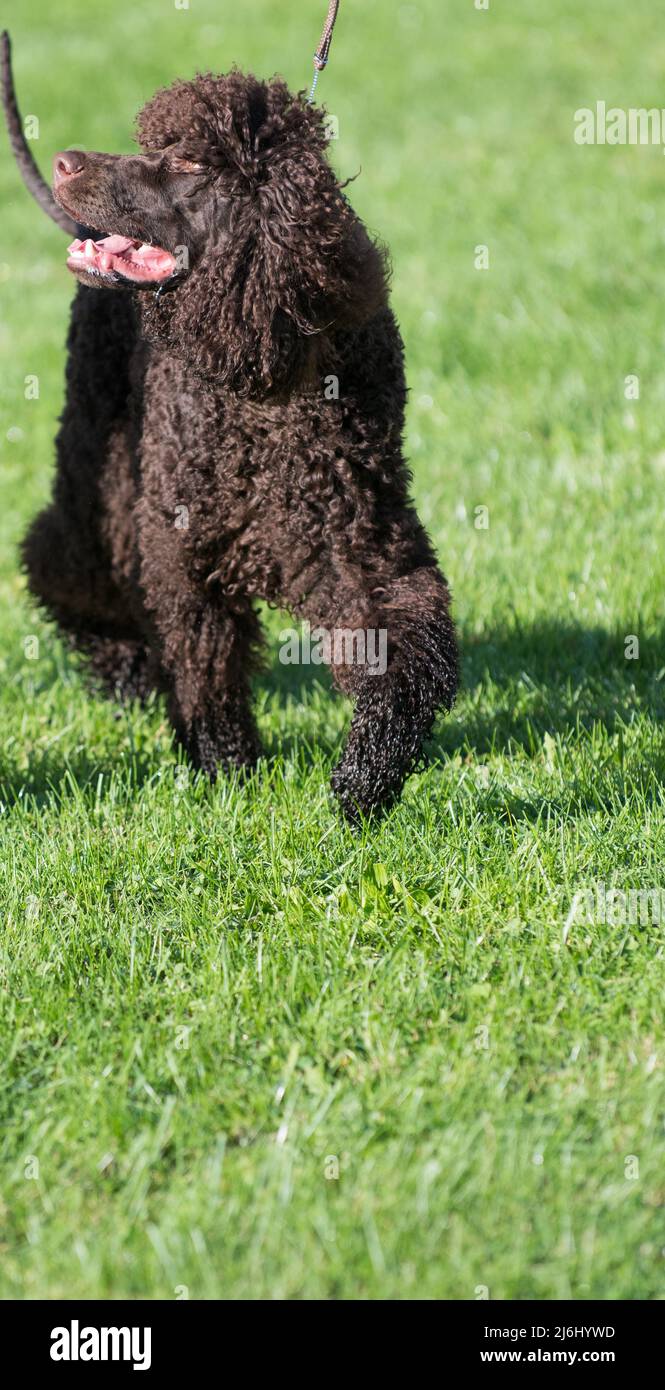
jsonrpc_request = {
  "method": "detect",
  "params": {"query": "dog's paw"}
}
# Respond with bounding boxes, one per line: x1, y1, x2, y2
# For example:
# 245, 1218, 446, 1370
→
330, 756, 399, 825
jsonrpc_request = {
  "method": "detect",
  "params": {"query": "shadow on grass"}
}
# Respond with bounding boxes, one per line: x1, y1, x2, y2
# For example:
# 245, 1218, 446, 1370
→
261, 615, 664, 756
431, 617, 665, 759
0, 739, 169, 810
1, 618, 663, 810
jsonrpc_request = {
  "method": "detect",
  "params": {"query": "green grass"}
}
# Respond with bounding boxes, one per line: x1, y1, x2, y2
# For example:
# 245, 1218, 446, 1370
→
1, 0, 665, 1299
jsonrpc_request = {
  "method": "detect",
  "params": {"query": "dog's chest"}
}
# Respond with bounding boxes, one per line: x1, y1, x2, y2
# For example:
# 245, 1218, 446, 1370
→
137, 350, 254, 499
130, 349, 286, 592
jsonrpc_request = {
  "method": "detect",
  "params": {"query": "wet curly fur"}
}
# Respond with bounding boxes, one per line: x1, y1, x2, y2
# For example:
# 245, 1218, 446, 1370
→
22, 70, 459, 821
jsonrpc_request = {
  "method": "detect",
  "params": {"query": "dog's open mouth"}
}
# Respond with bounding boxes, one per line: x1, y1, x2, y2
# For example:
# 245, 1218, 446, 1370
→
66, 234, 177, 284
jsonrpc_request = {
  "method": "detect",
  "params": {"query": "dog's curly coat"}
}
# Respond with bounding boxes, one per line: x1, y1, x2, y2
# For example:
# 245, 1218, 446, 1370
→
22, 70, 459, 819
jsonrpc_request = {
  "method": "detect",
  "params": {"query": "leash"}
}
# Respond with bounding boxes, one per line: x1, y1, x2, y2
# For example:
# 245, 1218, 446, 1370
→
307, 0, 341, 104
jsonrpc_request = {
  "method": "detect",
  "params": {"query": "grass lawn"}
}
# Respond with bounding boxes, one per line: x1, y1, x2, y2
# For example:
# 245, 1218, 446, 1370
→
1, 0, 665, 1300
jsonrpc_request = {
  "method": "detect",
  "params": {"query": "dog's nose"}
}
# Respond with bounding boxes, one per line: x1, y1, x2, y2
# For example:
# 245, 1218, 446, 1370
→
53, 150, 86, 183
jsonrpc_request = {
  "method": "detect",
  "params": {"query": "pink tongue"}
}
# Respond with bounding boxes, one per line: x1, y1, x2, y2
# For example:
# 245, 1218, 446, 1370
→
65, 234, 176, 280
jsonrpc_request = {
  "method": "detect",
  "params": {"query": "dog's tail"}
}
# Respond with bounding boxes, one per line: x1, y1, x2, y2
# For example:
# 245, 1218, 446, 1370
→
1, 30, 76, 234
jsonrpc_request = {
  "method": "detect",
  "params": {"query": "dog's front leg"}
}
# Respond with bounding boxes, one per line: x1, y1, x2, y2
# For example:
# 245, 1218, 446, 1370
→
137, 513, 263, 778
304, 565, 459, 822
166, 597, 264, 778
163, 601, 264, 778
169, 674, 263, 779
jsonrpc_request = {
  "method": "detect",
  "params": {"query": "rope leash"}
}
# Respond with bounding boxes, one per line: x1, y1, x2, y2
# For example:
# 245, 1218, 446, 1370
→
307, 0, 341, 103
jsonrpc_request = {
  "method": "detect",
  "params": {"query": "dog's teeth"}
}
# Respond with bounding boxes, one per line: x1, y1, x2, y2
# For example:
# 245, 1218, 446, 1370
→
82, 239, 97, 261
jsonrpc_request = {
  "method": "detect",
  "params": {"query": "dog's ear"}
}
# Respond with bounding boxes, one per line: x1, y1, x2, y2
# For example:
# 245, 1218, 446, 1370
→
142, 77, 388, 398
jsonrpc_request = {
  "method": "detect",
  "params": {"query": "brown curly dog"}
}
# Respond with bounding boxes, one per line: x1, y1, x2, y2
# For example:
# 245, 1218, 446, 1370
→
12, 60, 459, 820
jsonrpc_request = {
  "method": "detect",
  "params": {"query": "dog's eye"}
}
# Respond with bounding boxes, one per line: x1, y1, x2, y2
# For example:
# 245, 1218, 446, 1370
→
169, 157, 205, 174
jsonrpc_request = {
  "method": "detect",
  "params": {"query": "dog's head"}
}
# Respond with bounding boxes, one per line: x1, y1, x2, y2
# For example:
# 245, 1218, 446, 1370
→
53, 71, 388, 397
